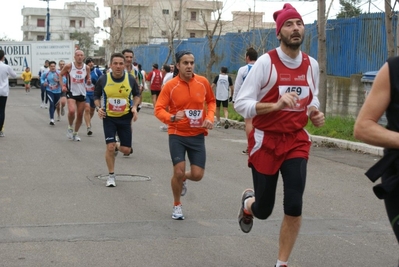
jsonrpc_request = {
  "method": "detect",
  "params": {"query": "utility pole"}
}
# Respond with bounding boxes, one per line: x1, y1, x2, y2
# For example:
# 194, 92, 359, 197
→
252, 0, 256, 45
40, 0, 55, 41
121, 0, 125, 49
139, 4, 141, 44
178, 0, 183, 41
317, 0, 327, 114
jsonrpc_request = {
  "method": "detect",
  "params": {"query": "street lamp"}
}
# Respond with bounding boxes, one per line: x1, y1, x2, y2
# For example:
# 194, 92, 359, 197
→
39, 0, 55, 41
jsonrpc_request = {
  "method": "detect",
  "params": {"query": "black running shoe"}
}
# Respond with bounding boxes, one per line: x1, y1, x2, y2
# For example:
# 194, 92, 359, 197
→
238, 188, 255, 233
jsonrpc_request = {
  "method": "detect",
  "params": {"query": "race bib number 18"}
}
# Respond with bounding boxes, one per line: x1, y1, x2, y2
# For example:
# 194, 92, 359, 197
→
185, 109, 203, 127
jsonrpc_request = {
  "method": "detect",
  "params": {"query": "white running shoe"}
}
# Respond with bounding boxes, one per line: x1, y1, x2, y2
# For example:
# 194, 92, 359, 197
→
106, 175, 116, 187
61, 107, 65, 116
160, 125, 168, 132
172, 205, 185, 220
0, 131, 4, 137
66, 127, 73, 139
181, 180, 187, 196
73, 134, 81, 141
40, 102, 44, 108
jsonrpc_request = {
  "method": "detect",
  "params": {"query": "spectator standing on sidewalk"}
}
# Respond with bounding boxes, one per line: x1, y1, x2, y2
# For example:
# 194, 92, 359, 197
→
0, 49, 17, 137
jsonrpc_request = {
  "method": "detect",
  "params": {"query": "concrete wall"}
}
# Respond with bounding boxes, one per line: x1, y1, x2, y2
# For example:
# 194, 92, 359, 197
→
326, 74, 365, 118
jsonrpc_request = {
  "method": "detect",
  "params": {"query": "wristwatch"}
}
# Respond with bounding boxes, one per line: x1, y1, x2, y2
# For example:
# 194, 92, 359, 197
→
95, 106, 101, 112
171, 115, 176, 122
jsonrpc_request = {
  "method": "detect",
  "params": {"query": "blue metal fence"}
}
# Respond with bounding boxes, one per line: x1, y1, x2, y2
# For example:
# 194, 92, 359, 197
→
132, 12, 397, 77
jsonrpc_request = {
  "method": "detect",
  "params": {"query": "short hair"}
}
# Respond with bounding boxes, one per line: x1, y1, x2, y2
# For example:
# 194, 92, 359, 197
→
122, 49, 134, 55
85, 58, 93, 64
110, 53, 125, 63
175, 50, 193, 63
152, 63, 158, 69
48, 61, 56, 66
162, 64, 170, 72
0, 49, 4, 60
58, 60, 65, 64
221, 66, 228, 73
246, 47, 258, 61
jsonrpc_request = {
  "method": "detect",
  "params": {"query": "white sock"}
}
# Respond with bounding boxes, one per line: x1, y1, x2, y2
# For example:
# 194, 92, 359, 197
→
276, 260, 288, 267
243, 198, 251, 213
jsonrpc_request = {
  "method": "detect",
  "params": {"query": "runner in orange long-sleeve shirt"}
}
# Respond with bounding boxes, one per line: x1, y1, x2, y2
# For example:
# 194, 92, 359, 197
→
154, 50, 216, 220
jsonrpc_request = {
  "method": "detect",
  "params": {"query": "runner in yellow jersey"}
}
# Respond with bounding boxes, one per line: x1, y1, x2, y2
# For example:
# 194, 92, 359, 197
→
94, 52, 140, 187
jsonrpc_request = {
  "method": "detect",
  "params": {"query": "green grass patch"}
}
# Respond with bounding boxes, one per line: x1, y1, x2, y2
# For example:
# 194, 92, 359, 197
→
143, 91, 356, 141
305, 116, 357, 142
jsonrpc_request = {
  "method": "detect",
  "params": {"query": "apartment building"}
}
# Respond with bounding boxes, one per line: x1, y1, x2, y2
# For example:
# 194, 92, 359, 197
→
103, 0, 273, 51
21, 1, 99, 54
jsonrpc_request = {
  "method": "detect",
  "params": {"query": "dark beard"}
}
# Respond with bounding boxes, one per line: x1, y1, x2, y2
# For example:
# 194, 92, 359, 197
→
280, 34, 303, 50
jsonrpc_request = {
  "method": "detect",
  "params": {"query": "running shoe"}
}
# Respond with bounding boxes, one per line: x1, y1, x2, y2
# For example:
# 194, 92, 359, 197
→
160, 125, 168, 131
275, 265, 288, 267
172, 204, 184, 220
61, 107, 65, 116
123, 147, 133, 156
238, 188, 255, 233
66, 127, 73, 139
40, 102, 44, 108
216, 121, 221, 128
106, 175, 116, 187
49, 119, 55, 126
181, 180, 187, 196
87, 127, 93, 136
57, 115, 60, 122
0, 131, 4, 137
242, 149, 248, 155
73, 134, 81, 142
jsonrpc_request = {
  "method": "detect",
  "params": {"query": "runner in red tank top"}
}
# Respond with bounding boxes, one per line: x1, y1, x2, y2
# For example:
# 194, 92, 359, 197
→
234, 4, 325, 267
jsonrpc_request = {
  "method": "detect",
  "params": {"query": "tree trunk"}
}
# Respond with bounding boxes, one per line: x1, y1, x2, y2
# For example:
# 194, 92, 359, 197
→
385, 0, 395, 57
317, 0, 327, 114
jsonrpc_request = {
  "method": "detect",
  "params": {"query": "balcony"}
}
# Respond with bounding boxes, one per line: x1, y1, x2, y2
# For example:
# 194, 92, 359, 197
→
104, 0, 149, 8
21, 25, 47, 33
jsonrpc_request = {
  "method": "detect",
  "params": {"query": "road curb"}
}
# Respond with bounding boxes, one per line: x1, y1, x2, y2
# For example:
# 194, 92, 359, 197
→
141, 103, 383, 157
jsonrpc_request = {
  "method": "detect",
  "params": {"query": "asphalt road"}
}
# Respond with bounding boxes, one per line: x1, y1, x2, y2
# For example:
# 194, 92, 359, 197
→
0, 87, 397, 267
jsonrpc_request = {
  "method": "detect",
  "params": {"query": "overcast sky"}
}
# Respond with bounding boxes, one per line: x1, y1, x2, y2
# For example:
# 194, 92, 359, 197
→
0, 0, 386, 42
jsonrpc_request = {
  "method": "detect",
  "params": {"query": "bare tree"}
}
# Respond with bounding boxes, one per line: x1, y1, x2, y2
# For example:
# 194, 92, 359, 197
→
384, 0, 395, 57
149, 0, 185, 65
201, 0, 224, 81
318, 0, 327, 114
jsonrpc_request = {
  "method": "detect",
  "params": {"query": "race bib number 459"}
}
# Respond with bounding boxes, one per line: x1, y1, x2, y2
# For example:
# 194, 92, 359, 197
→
278, 85, 310, 112
185, 109, 203, 127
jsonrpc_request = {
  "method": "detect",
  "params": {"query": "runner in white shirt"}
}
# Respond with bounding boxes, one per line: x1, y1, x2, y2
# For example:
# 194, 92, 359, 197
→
59, 50, 91, 141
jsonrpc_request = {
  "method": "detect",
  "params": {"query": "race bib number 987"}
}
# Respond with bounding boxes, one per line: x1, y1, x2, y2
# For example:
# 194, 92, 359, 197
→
278, 85, 310, 112
185, 109, 203, 127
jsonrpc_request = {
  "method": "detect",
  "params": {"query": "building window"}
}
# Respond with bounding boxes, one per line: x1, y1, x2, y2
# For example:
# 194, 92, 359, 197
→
190, 32, 195, 38
191, 12, 196, 21
70, 20, 76, 27
161, 31, 167, 36
37, 35, 45, 41
174, 11, 180, 20
162, 9, 169, 15
37, 19, 45, 27
79, 20, 83, 27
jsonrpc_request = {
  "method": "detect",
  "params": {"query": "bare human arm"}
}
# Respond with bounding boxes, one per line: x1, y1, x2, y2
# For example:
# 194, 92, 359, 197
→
59, 63, 71, 92
354, 63, 399, 148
